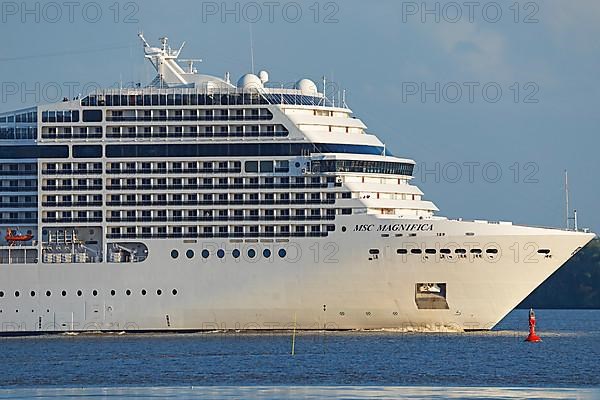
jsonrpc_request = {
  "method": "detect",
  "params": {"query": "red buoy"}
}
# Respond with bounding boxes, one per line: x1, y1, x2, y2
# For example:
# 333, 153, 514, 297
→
525, 308, 542, 342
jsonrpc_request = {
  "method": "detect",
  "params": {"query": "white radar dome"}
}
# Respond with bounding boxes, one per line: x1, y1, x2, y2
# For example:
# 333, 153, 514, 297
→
259, 70, 269, 84
237, 74, 263, 91
296, 79, 318, 95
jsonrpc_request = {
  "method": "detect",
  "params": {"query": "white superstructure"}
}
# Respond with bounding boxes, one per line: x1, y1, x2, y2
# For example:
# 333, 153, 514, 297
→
0, 35, 594, 334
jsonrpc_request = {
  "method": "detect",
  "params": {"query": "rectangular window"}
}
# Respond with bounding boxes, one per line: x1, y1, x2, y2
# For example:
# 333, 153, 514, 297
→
260, 161, 273, 173
73, 145, 102, 158
82, 110, 103, 123
245, 161, 258, 173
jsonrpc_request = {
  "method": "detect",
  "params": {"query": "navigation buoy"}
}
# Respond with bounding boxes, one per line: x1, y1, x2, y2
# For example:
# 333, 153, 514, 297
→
525, 308, 542, 342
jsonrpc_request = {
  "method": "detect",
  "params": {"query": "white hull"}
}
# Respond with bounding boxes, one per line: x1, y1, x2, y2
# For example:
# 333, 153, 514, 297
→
0, 217, 593, 334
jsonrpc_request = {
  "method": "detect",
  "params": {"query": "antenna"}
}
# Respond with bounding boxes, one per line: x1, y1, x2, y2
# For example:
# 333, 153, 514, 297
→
138, 32, 150, 48
565, 170, 569, 230
176, 41, 186, 57
249, 24, 255, 74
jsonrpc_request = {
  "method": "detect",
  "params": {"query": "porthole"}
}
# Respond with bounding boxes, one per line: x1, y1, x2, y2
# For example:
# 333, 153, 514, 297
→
486, 249, 499, 254
278, 249, 287, 258
186, 249, 194, 259
201, 249, 209, 259
141, 289, 147, 296
171, 249, 179, 259
470, 249, 482, 254
61, 290, 67, 297
232, 249, 241, 258
248, 249, 256, 258
30, 291, 36, 297
46, 291, 51, 297
538, 249, 551, 254
157, 289, 162, 296
411, 249, 422, 254
342, 226, 347, 232
126, 289, 132, 296
0, 291, 4, 297
295, 162, 301, 168
110, 290, 116, 296
172, 289, 178, 296
455, 249, 467, 254
440, 249, 451, 254
263, 249, 271, 258
425, 249, 436, 254
217, 249, 225, 259
77, 290, 83, 297
92, 290, 98, 297
397, 249, 408, 255
15, 291, 20, 298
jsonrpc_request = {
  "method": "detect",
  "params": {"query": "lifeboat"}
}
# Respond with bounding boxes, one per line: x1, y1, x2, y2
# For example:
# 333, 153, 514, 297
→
5, 228, 34, 244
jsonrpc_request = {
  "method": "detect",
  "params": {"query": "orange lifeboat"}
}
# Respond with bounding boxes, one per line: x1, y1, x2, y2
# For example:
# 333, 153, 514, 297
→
5, 228, 34, 244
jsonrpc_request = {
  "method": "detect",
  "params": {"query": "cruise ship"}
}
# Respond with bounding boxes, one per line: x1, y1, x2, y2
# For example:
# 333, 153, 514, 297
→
0, 35, 594, 334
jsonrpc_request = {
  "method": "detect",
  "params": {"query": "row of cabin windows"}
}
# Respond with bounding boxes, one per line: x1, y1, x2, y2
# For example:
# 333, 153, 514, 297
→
43, 163, 102, 174
81, 93, 330, 107
107, 108, 272, 120
0, 163, 36, 172
82, 93, 273, 107
108, 191, 333, 200
105, 174, 330, 185
41, 126, 102, 139
0, 196, 36, 203
172, 247, 288, 260
43, 211, 102, 219
42, 179, 102, 188
106, 125, 288, 136
369, 248, 551, 256
43, 195, 101, 204
396, 248, 497, 255
0, 180, 36, 188
107, 161, 241, 172
108, 208, 338, 219
0, 111, 37, 124
0, 127, 37, 140
108, 225, 335, 235
0, 288, 178, 299
0, 212, 36, 221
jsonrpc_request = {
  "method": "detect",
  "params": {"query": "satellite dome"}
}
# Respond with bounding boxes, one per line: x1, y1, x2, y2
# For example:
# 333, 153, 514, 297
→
237, 74, 263, 91
296, 79, 318, 95
259, 70, 269, 84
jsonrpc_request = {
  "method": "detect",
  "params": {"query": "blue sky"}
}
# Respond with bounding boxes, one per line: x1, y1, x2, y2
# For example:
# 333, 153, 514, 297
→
1, 0, 599, 233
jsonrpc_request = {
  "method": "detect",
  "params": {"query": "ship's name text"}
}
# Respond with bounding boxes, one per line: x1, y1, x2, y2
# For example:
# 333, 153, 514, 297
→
353, 224, 434, 232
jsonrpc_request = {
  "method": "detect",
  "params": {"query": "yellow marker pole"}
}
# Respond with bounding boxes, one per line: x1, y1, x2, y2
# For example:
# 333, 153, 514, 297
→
291, 312, 297, 356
